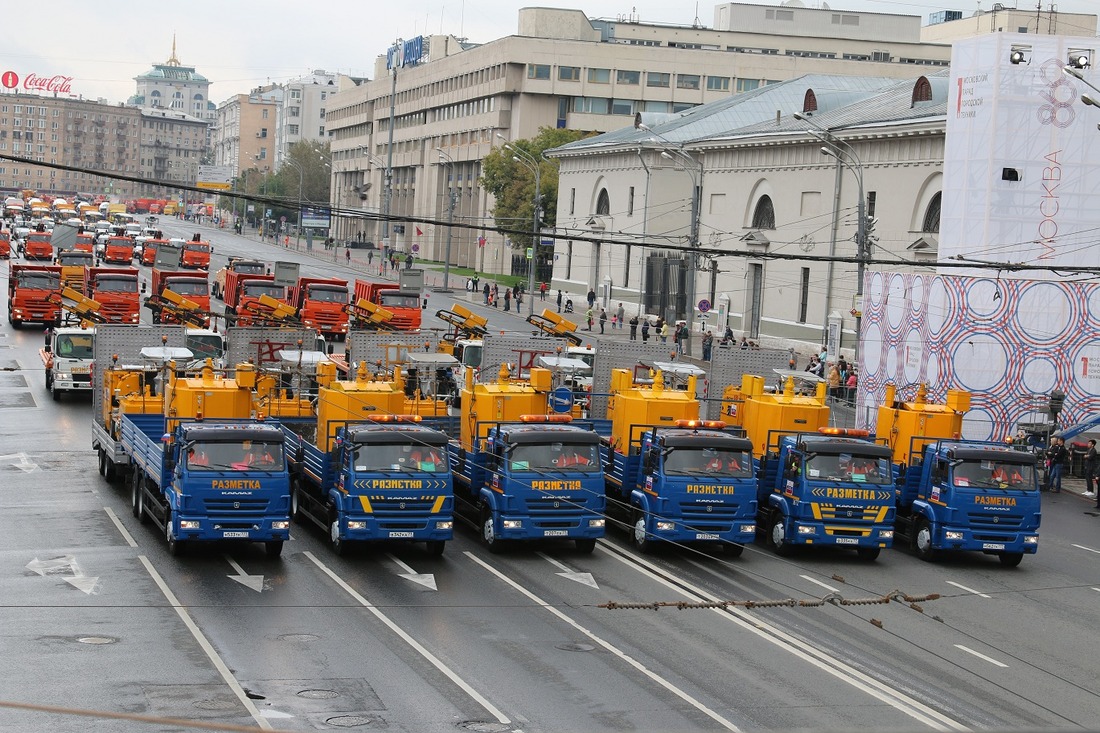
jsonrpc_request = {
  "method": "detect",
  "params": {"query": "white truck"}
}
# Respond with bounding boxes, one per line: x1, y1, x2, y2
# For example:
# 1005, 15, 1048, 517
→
40, 327, 95, 401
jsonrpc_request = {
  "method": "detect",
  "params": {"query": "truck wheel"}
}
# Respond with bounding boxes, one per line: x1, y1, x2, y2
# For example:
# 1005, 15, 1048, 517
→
98, 449, 107, 477
574, 538, 596, 554
999, 552, 1023, 568
856, 547, 881, 562
914, 518, 937, 562
132, 473, 149, 524
329, 512, 347, 556
265, 541, 284, 559
165, 510, 184, 556
290, 481, 304, 523
482, 507, 503, 553
631, 511, 653, 554
104, 457, 117, 484
44, 371, 52, 391
51, 385, 61, 402
425, 540, 445, 557
768, 514, 794, 557
722, 543, 745, 558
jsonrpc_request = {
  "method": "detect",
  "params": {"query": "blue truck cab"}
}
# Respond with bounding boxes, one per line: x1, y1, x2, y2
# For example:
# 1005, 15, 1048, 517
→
453, 419, 607, 553
898, 439, 1041, 566
281, 419, 454, 556
607, 423, 757, 555
758, 430, 895, 560
122, 414, 291, 557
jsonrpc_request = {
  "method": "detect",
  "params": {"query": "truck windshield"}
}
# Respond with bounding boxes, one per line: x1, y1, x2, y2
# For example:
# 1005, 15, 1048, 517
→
354, 443, 447, 472
96, 277, 137, 293
308, 286, 347, 303
55, 334, 95, 359
187, 441, 284, 472
18, 273, 60, 289
663, 448, 753, 477
460, 344, 482, 368
170, 281, 208, 296
804, 452, 892, 484
234, 263, 266, 275
59, 253, 93, 265
952, 459, 1035, 489
509, 443, 601, 473
185, 243, 209, 252
243, 283, 285, 299
379, 292, 420, 309
186, 334, 224, 360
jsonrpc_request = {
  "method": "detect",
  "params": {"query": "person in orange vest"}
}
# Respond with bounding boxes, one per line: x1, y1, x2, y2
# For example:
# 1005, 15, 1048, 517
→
554, 447, 590, 468
991, 463, 1023, 485
188, 446, 209, 467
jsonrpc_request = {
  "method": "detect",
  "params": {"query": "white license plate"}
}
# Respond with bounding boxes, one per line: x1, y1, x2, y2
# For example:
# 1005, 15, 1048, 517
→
695, 533, 719, 540
835, 537, 859, 545
388, 531, 414, 538
982, 543, 1005, 550
222, 531, 249, 538
543, 529, 569, 537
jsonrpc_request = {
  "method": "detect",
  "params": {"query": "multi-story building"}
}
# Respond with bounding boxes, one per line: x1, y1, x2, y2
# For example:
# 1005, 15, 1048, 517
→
136, 108, 208, 198
325, 2, 954, 267
274, 70, 340, 166
129, 37, 215, 123
212, 87, 282, 178
920, 5, 1097, 41
0, 93, 141, 199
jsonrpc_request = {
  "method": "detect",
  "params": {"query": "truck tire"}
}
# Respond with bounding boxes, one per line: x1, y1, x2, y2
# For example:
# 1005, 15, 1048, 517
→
481, 507, 504, 554
722, 542, 745, 558
132, 472, 148, 524
98, 449, 107, 477
165, 509, 184, 556
265, 541, 284, 559
768, 513, 794, 557
914, 518, 937, 562
631, 511, 653, 554
290, 481, 304, 523
44, 371, 52, 391
51, 384, 61, 401
856, 546, 881, 562
104, 457, 117, 484
574, 538, 596, 554
999, 552, 1023, 568
329, 511, 348, 556
425, 540, 445, 557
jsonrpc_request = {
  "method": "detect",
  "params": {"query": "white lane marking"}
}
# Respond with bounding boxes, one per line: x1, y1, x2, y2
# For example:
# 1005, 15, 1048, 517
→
105, 507, 138, 547
138, 555, 272, 730
954, 645, 1009, 668
386, 552, 437, 590
465, 551, 741, 732
1092, 588, 1100, 593
1072, 544, 1100, 555
304, 551, 508, 724
600, 545, 967, 731
537, 551, 599, 589
224, 555, 265, 593
800, 574, 841, 594
946, 581, 991, 599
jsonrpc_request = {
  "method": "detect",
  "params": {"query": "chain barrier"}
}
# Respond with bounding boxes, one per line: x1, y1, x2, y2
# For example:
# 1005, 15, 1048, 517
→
598, 590, 941, 612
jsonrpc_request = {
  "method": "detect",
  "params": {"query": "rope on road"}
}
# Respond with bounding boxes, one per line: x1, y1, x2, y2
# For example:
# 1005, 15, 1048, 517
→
598, 589, 942, 611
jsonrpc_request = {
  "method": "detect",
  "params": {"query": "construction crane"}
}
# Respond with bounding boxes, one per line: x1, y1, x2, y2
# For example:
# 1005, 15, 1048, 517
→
345, 297, 398, 332
435, 303, 489, 341
48, 286, 111, 327
526, 308, 582, 347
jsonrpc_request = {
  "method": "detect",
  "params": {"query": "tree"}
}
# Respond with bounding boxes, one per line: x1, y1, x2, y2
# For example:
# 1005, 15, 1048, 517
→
481, 127, 593, 248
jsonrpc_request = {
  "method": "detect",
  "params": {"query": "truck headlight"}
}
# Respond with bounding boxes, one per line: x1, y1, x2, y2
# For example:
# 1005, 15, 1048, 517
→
1024, 535, 1038, 545
945, 530, 963, 540
797, 525, 816, 535
655, 521, 675, 531
179, 520, 200, 530
272, 521, 290, 530
879, 530, 894, 540
347, 520, 366, 530
740, 524, 756, 534
588, 518, 605, 528
502, 519, 522, 529
436, 520, 453, 530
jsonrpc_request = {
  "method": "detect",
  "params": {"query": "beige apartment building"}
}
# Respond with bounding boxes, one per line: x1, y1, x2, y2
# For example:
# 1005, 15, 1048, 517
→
212, 88, 281, 178
136, 108, 208, 198
325, 2, 953, 269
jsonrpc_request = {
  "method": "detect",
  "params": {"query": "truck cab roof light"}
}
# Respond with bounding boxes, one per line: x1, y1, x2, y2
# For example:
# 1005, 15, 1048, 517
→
366, 414, 423, 423
674, 419, 727, 429
818, 427, 869, 437
519, 414, 573, 423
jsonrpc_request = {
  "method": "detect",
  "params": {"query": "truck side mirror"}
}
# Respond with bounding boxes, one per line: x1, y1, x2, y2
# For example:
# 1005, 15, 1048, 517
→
141, 282, 147, 293
455, 447, 466, 472
163, 443, 176, 472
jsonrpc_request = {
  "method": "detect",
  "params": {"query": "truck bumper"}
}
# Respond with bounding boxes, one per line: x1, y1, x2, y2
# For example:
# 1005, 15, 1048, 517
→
494, 513, 607, 541
650, 521, 757, 546
790, 521, 895, 549
175, 515, 292, 542
340, 514, 454, 542
933, 526, 1038, 554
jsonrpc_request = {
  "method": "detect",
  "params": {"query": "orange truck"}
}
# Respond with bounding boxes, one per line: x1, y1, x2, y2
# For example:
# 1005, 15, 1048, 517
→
103, 236, 134, 265
352, 279, 422, 330
140, 237, 169, 266
74, 232, 95, 253
0, 229, 11, 258
8, 264, 61, 328
212, 258, 266, 300
222, 272, 288, 325
23, 230, 54, 261
85, 267, 142, 324
180, 235, 211, 270
148, 268, 210, 325
288, 277, 348, 338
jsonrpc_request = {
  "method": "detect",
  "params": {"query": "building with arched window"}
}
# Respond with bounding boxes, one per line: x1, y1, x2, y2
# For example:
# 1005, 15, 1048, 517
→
129, 36, 214, 123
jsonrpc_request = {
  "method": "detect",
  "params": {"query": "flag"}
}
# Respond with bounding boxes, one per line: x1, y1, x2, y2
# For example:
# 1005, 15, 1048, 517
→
415, 226, 423, 236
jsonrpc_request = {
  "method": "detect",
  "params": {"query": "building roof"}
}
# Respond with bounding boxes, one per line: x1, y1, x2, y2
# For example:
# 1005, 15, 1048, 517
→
135, 64, 209, 84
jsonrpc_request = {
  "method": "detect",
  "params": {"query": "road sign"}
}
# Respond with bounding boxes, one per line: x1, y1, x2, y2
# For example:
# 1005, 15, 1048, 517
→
265, 209, 272, 217
411, 244, 420, 253
196, 164, 234, 191
697, 299, 712, 313
549, 386, 574, 413
273, 261, 300, 287
526, 247, 533, 260
280, 215, 286, 223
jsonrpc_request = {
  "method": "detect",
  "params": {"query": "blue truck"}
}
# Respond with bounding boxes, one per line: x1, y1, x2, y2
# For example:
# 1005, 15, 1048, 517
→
606, 424, 757, 555
897, 439, 1041, 566
758, 430, 896, 560
121, 413, 291, 557
452, 420, 607, 553
281, 419, 454, 556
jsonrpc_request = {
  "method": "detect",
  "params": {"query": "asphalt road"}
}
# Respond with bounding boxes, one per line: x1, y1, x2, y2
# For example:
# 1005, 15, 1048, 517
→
2, 221, 1100, 732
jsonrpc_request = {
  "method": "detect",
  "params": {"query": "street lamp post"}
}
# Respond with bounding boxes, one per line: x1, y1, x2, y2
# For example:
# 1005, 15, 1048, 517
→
502, 141, 541, 317
435, 149, 457, 292
284, 157, 304, 248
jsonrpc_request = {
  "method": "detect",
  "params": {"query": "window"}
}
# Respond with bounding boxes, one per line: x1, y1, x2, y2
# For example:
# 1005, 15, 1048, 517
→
798, 268, 810, 323
871, 51, 892, 62
319, 108, 326, 119
616, 70, 640, 85
611, 99, 635, 115
647, 72, 670, 88
588, 68, 611, 83
866, 191, 877, 219
258, 147, 267, 160
527, 64, 551, 80
573, 97, 610, 114
319, 126, 325, 136
707, 76, 731, 91
922, 192, 941, 233
596, 189, 610, 216
288, 124, 299, 135
569, 188, 576, 215
262, 109, 269, 119
289, 106, 300, 117
259, 128, 267, 138
751, 196, 776, 229
676, 74, 701, 90
559, 66, 580, 81
736, 78, 761, 93
628, 186, 635, 216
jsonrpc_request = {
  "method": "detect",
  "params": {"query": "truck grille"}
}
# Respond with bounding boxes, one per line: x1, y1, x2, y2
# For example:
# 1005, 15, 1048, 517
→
817, 505, 879, 521
371, 497, 435, 513
681, 504, 741, 519
967, 512, 1025, 530
527, 498, 587, 512
205, 498, 270, 512
72, 374, 91, 384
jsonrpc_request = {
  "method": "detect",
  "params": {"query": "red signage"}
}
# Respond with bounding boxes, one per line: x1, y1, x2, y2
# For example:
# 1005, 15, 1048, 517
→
1, 71, 73, 94
1, 71, 17, 89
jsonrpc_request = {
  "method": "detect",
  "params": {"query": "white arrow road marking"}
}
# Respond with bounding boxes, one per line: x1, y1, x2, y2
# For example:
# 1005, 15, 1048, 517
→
387, 553, 437, 590
225, 555, 265, 592
946, 580, 991, 599
537, 551, 599, 589
26, 555, 98, 594
0, 452, 38, 473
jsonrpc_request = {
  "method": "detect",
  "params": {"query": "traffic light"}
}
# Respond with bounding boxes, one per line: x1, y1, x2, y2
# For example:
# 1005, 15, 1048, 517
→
1048, 390, 1065, 418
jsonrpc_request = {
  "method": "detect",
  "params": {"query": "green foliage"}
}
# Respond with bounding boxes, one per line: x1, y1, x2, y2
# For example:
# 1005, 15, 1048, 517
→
480, 127, 594, 248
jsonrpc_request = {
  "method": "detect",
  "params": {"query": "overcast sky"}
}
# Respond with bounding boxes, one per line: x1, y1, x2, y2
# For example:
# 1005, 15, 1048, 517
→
5, 0, 1098, 105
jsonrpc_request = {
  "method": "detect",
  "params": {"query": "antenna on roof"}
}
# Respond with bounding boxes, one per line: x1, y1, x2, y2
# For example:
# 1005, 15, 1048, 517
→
694, 2, 702, 28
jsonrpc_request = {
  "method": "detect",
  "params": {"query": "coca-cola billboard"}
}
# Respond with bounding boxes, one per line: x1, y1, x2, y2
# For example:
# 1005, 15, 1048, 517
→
1, 71, 74, 94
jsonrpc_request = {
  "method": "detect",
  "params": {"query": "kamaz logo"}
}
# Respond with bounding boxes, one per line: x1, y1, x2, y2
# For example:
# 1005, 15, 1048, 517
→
399, 502, 406, 510
233, 502, 240, 509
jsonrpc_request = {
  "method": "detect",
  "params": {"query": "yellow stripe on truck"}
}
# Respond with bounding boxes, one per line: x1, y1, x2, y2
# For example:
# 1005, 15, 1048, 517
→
359, 496, 373, 513
431, 495, 446, 514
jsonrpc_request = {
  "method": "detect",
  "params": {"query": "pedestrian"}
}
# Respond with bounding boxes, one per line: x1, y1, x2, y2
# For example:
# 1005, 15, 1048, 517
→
827, 363, 842, 401
845, 368, 858, 403
483, 282, 491, 305
1084, 439, 1097, 499
702, 330, 713, 361
584, 307, 594, 331
491, 283, 499, 307
628, 315, 639, 341
1045, 437, 1068, 493
345, 248, 351, 265
641, 320, 650, 342
659, 321, 669, 344
740, 337, 749, 349
599, 308, 607, 334
540, 282, 548, 301
405, 253, 413, 270
587, 289, 596, 308
516, 289, 523, 309
504, 287, 512, 312
615, 302, 625, 330
283, 234, 290, 248
367, 250, 374, 265
556, 289, 563, 312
